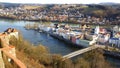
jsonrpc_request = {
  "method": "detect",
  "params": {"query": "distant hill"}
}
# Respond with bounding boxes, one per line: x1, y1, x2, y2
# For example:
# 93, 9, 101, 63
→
99, 2, 120, 5
0, 2, 45, 8
0, 2, 20, 8
99, 2, 120, 9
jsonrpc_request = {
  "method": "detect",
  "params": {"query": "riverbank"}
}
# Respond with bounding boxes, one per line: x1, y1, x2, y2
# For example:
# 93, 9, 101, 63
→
10, 33, 113, 68
0, 18, 119, 68
25, 23, 120, 60
50, 31, 120, 59
0, 16, 119, 25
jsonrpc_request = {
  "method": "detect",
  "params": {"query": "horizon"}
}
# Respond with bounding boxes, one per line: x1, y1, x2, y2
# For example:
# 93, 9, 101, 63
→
0, 0, 120, 4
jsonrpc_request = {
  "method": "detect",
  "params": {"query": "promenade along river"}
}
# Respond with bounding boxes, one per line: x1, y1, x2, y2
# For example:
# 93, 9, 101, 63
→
0, 18, 120, 68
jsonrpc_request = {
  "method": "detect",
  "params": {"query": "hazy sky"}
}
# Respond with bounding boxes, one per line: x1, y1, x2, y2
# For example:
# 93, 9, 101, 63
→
0, 0, 120, 4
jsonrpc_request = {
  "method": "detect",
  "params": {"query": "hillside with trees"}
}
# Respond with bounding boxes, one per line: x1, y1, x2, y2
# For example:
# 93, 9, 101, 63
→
7, 35, 114, 68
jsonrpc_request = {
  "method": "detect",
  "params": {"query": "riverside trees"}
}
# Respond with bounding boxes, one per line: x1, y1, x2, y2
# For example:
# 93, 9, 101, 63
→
9, 35, 113, 68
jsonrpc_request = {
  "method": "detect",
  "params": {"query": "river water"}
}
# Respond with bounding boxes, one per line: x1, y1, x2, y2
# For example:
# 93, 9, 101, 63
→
0, 18, 120, 68
0, 18, 80, 55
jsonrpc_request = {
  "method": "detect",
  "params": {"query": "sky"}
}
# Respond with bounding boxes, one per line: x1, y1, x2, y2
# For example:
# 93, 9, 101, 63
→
0, 0, 120, 4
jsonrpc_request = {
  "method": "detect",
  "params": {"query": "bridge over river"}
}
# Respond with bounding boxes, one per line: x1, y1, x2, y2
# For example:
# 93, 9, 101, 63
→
63, 45, 117, 59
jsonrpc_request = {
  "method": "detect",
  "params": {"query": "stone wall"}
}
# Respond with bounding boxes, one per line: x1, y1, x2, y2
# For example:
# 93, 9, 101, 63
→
0, 28, 26, 68
0, 50, 5, 68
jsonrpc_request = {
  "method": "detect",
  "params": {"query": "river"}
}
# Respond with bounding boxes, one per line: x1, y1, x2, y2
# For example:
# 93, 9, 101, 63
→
0, 18, 120, 68
0, 18, 80, 55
